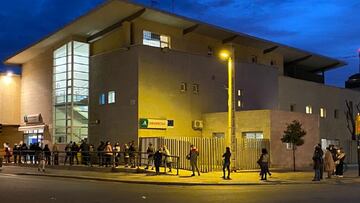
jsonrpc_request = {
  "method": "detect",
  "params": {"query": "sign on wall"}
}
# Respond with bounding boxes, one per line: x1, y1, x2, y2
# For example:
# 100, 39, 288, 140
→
139, 118, 173, 129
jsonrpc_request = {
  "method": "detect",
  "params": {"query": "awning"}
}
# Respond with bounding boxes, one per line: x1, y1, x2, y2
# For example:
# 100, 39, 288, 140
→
18, 125, 46, 132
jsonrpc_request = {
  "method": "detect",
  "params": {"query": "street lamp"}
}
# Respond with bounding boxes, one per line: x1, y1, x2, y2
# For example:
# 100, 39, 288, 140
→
1, 71, 13, 85
219, 49, 236, 170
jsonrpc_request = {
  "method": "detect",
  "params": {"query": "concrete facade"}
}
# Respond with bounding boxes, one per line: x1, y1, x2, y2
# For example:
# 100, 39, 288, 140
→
0, 73, 21, 125
203, 110, 320, 169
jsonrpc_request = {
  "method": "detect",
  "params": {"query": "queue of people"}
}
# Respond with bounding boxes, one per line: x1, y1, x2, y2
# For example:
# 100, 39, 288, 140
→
313, 144, 346, 181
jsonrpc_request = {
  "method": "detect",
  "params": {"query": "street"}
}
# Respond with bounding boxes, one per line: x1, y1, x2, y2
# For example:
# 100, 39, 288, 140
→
0, 173, 359, 203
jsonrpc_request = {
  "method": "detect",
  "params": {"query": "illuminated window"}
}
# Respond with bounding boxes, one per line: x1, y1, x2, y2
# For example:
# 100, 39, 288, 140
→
305, 105, 312, 114
108, 91, 115, 104
320, 107, 326, 118
286, 143, 293, 150
243, 132, 263, 139
99, 93, 106, 105
143, 30, 170, 48
180, 82, 187, 92
237, 89, 243, 96
192, 84, 199, 94
237, 100, 243, 108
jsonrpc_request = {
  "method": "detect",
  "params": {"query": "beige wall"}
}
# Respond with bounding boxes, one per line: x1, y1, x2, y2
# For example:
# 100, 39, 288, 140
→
0, 125, 23, 147
0, 74, 21, 125
89, 48, 138, 145
203, 110, 320, 169
270, 111, 319, 169
279, 76, 360, 163
21, 51, 53, 127
91, 17, 283, 75
138, 46, 227, 138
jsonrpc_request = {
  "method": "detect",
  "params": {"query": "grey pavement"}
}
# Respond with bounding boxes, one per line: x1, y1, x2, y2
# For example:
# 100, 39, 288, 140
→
1, 165, 360, 186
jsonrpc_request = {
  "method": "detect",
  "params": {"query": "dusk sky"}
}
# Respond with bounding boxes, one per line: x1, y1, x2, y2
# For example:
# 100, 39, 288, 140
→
1, 0, 359, 87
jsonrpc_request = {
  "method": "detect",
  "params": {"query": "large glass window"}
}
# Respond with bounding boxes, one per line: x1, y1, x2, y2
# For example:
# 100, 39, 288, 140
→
143, 30, 170, 48
108, 91, 116, 104
53, 41, 89, 144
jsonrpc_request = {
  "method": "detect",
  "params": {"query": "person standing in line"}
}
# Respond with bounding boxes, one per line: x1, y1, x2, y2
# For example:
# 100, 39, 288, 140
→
312, 145, 323, 181
104, 141, 113, 167
0, 144, 5, 167
317, 144, 324, 180
4, 143, 12, 163
163, 145, 172, 173
43, 144, 51, 165
114, 142, 121, 167
335, 148, 346, 178
21, 143, 28, 164
52, 143, 59, 165
145, 143, 154, 170
222, 147, 231, 179
97, 141, 105, 167
38, 147, 46, 172
154, 147, 163, 175
188, 145, 200, 176
324, 147, 335, 179
124, 144, 130, 167
64, 141, 73, 165
13, 144, 19, 164
71, 142, 80, 165
129, 141, 137, 168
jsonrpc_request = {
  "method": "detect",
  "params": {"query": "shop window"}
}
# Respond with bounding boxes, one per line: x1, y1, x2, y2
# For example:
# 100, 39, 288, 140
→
192, 84, 199, 94
180, 82, 187, 92
320, 107, 326, 118
99, 93, 106, 105
143, 30, 170, 48
305, 105, 312, 114
108, 91, 116, 104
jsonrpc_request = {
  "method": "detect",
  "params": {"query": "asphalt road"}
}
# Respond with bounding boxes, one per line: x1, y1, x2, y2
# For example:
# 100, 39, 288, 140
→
0, 173, 359, 203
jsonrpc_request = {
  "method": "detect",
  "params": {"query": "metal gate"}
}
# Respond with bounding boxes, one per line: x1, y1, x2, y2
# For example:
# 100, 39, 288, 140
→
139, 137, 270, 172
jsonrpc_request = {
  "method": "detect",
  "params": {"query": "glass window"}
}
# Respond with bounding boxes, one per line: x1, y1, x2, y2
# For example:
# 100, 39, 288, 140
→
237, 89, 243, 96
143, 30, 170, 48
180, 82, 187, 92
305, 105, 312, 114
320, 107, 326, 118
243, 132, 263, 139
99, 93, 106, 105
192, 84, 199, 94
108, 91, 116, 104
237, 100, 243, 108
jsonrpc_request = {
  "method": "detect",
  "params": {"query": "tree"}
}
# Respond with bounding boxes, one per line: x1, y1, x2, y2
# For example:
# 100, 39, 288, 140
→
281, 120, 306, 171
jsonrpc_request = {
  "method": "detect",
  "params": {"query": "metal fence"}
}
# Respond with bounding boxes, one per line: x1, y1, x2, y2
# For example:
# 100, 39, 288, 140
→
1, 150, 180, 175
140, 137, 270, 172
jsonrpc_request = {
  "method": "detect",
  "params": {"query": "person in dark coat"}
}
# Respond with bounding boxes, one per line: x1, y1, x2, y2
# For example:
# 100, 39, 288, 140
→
43, 144, 51, 165
154, 147, 163, 175
312, 145, 323, 181
222, 147, 231, 179
20, 143, 28, 164
188, 145, 200, 176
258, 148, 270, 181
64, 141, 73, 165
335, 148, 346, 177
71, 142, 80, 165
97, 141, 105, 167
145, 143, 154, 170
129, 141, 137, 168
80, 139, 90, 166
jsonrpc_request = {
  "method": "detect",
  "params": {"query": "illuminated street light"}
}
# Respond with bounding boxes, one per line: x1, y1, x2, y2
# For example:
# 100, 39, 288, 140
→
219, 49, 236, 170
2, 71, 13, 84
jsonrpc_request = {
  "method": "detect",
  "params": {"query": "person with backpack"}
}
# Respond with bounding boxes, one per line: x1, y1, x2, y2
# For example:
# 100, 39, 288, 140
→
187, 145, 200, 176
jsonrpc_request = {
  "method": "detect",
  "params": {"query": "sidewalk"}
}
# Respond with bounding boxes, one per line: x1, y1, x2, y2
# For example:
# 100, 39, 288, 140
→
1, 165, 359, 186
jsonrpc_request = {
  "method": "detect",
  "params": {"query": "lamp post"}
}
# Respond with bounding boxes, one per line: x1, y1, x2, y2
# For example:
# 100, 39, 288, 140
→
220, 50, 236, 170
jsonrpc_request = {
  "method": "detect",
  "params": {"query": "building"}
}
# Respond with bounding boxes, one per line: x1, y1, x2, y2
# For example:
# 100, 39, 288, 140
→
3, 0, 359, 169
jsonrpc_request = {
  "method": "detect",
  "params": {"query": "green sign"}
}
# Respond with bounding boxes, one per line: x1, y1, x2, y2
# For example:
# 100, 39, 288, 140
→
139, 118, 172, 129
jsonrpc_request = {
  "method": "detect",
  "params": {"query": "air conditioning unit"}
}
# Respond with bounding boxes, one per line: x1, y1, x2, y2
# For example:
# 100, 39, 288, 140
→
192, 120, 203, 130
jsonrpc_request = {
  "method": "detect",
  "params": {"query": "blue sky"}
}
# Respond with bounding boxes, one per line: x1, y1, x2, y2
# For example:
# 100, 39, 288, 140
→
1, 0, 359, 87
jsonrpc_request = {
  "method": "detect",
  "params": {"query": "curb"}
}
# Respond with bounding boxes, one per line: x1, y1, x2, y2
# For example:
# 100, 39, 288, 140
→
13, 172, 335, 186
